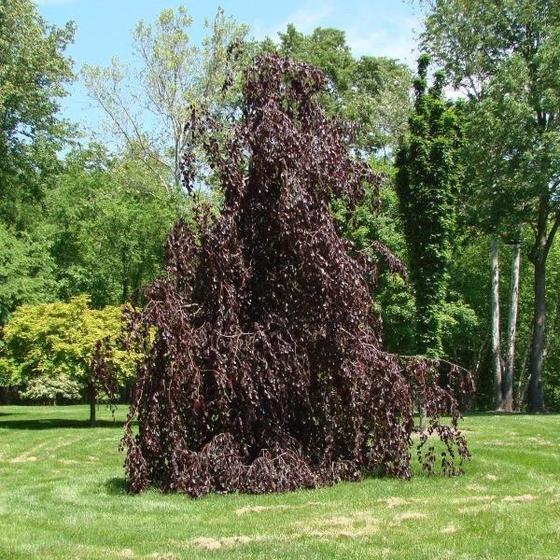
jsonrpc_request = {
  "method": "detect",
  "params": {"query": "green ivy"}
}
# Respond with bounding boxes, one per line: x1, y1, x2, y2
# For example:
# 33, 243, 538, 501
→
396, 55, 462, 357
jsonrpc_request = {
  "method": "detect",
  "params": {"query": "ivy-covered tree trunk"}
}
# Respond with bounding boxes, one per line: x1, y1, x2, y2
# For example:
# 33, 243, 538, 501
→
490, 235, 502, 410
396, 54, 461, 359
502, 239, 521, 412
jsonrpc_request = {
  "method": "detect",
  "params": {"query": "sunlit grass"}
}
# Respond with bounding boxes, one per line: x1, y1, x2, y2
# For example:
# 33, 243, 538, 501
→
0, 405, 559, 559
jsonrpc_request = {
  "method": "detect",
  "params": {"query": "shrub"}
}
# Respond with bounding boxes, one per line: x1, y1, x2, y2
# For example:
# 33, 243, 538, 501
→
0, 295, 136, 404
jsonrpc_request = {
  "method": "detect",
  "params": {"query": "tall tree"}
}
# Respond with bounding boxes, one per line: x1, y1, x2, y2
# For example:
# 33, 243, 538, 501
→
83, 6, 249, 190
0, 0, 74, 323
489, 235, 503, 409
421, 0, 560, 411
396, 55, 462, 357
123, 55, 470, 497
44, 144, 179, 307
0, 0, 74, 228
503, 236, 522, 410
271, 24, 412, 155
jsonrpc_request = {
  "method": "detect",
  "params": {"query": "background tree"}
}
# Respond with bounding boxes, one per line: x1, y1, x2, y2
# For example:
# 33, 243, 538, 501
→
396, 55, 462, 358
0, 296, 137, 421
0, 0, 74, 228
43, 144, 179, 307
0, 0, 74, 326
420, 0, 560, 411
83, 6, 249, 190
0, 223, 56, 325
267, 24, 412, 155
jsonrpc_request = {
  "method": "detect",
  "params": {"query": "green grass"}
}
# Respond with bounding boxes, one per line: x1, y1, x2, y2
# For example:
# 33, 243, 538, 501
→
0, 406, 559, 559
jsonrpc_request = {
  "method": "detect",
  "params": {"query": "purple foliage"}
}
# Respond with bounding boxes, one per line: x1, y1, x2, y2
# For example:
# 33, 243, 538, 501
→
122, 55, 472, 497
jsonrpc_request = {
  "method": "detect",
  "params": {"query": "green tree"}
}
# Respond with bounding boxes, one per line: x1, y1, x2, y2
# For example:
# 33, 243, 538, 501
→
0, 0, 74, 228
44, 144, 179, 307
83, 6, 249, 190
0, 296, 137, 420
271, 24, 412, 155
0, 223, 57, 325
395, 55, 462, 357
421, 0, 560, 411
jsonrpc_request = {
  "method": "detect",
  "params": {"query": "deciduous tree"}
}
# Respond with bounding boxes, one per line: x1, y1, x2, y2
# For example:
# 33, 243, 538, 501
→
420, 0, 560, 412
123, 55, 471, 498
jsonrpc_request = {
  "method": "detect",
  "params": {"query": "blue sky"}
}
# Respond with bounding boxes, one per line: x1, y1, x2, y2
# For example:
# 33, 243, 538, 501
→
37, 0, 424, 131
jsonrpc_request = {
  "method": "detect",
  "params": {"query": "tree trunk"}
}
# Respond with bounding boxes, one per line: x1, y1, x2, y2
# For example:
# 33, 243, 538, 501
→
515, 334, 530, 410
88, 379, 97, 426
121, 246, 129, 304
490, 235, 503, 410
528, 254, 546, 412
502, 240, 521, 411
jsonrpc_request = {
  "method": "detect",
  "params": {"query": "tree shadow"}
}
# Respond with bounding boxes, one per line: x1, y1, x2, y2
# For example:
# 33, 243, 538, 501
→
0, 418, 126, 430
105, 477, 129, 495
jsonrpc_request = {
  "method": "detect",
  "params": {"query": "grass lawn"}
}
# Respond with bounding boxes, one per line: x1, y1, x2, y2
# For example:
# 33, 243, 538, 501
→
0, 406, 559, 559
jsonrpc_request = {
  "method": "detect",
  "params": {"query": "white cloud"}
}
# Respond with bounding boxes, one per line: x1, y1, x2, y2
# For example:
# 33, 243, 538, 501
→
345, 16, 420, 65
251, 3, 421, 67
252, 2, 334, 42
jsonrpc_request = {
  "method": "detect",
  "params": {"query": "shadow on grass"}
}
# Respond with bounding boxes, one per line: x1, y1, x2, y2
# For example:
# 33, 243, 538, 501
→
0, 418, 126, 430
462, 410, 560, 417
105, 477, 129, 495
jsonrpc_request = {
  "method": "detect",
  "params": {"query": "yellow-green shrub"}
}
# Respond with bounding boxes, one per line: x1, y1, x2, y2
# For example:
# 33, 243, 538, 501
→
0, 295, 137, 403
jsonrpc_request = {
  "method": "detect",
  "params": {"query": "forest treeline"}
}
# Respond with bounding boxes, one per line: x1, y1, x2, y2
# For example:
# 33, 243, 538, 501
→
1, 0, 559, 412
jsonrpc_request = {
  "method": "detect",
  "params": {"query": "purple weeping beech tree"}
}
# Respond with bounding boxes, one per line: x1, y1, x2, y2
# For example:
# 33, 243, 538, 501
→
122, 55, 472, 498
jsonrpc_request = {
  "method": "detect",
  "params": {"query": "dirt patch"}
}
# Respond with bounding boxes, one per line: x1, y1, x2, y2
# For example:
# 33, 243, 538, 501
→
378, 497, 422, 508
192, 538, 222, 551
9, 455, 37, 463
502, 494, 536, 503
300, 512, 380, 538
235, 501, 323, 516
526, 436, 554, 446
485, 474, 498, 481
451, 495, 495, 504
191, 535, 266, 550
236, 504, 292, 515
441, 524, 457, 534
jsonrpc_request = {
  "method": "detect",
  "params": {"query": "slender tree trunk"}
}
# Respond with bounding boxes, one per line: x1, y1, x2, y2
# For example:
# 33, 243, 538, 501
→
528, 253, 546, 412
88, 379, 96, 426
515, 334, 530, 410
121, 247, 129, 303
527, 200, 560, 413
502, 240, 521, 411
490, 235, 503, 410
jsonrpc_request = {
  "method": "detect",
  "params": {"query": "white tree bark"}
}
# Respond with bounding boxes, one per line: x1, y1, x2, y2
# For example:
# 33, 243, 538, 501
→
490, 235, 503, 409
502, 240, 521, 411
